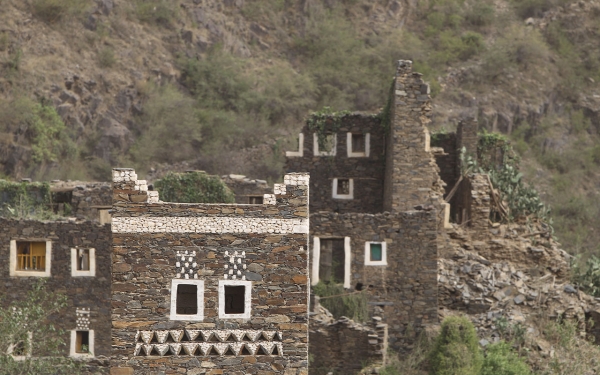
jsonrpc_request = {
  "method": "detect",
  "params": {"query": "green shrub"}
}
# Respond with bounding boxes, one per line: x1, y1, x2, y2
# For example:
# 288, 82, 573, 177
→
481, 341, 531, 375
313, 281, 368, 323
30, 0, 89, 23
97, 47, 116, 68
429, 315, 482, 375
513, 0, 569, 19
133, 0, 178, 27
465, 1, 495, 27
154, 171, 235, 204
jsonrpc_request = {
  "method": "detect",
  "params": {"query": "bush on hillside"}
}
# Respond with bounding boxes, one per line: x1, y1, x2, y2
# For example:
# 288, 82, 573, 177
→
429, 315, 483, 375
133, 0, 178, 27
313, 281, 368, 323
481, 341, 531, 375
30, 0, 89, 23
154, 171, 235, 204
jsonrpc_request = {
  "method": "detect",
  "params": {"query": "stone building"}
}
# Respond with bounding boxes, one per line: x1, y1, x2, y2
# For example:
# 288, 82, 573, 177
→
0, 217, 112, 362
109, 168, 309, 375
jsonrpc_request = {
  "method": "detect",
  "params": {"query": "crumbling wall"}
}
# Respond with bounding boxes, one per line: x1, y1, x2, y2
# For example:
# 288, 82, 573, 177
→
310, 210, 439, 351
70, 183, 112, 221
285, 113, 385, 214
309, 315, 387, 375
221, 174, 272, 204
383, 60, 445, 213
0, 218, 112, 360
110, 168, 309, 375
431, 133, 458, 197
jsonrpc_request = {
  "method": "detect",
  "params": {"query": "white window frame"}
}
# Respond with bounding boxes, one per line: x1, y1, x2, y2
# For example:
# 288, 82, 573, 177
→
70, 330, 95, 358
332, 178, 354, 200
170, 279, 205, 321
71, 248, 96, 277
9, 240, 51, 277
364, 241, 387, 266
7, 332, 32, 361
218, 280, 252, 320
311, 236, 351, 289
425, 128, 431, 152
286, 133, 304, 157
346, 132, 370, 157
313, 133, 337, 156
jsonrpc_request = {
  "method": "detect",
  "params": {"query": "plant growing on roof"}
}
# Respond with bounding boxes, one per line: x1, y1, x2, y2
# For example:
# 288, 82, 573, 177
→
306, 107, 351, 153
154, 171, 235, 203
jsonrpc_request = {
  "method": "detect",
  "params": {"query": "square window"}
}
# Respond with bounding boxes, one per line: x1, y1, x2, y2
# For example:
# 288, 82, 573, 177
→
286, 133, 304, 157
71, 248, 96, 277
248, 196, 264, 204
170, 279, 204, 321
347, 132, 370, 157
10, 240, 51, 277
332, 178, 353, 200
313, 133, 337, 156
218, 280, 252, 319
364, 242, 387, 266
70, 330, 94, 358
9, 332, 32, 360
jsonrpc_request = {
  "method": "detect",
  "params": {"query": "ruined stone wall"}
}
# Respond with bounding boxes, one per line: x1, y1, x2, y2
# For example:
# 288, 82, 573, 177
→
310, 210, 439, 351
0, 218, 112, 361
431, 133, 458, 197
309, 316, 387, 375
110, 169, 309, 375
383, 60, 445, 213
221, 174, 272, 204
71, 182, 112, 221
285, 114, 385, 214
456, 117, 479, 160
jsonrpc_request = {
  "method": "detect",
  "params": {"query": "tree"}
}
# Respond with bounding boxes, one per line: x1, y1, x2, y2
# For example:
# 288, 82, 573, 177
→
429, 315, 483, 375
0, 280, 83, 374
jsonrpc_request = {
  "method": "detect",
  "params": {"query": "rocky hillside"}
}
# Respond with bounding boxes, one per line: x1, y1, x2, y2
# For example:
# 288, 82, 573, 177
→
1, 0, 600, 271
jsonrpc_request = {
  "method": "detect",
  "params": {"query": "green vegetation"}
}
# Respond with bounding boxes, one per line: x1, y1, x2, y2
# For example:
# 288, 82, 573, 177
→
154, 171, 235, 204
312, 281, 368, 323
0, 180, 58, 220
0, 280, 83, 374
30, 0, 89, 23
480, 342, 531, 375
97, 47, 116, 68
429, 315, 482, 375
132, 0, 178, 27
306, 107, 351, 152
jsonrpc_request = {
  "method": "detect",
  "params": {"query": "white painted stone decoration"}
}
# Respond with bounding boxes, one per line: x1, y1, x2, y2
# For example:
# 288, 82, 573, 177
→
75, 308, 91, 330
133, 329, 284, 357
223, 250, 247, 280
175, 250, 198, 279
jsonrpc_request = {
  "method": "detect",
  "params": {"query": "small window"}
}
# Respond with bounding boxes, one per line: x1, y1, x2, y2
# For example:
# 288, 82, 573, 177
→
170, 279, 204, 321
347, 132, 370, 157
319, 239, 345, 283
218, 280, 251, 319
71, 248, 96, 277
10, 240, 51, 277
313, 133, 337, 156
8, 332, 32, 360
365, 241, 387, 266
224, 286, 245, 314
248, 196, 264, 204
286, 133, 304, 157
70, 330, 94, 358
332, 178, 353, 200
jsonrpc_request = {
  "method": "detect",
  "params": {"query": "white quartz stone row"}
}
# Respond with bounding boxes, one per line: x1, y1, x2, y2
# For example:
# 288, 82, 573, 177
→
263, 194, 276, 205
147, 191, 160, 203
273, 184, 286, 195
135, 329, 282, 344
112, 217, 309, 234
283, 173, 309, 186
134, 341, 283, 357
112, 169, 137, 183
134, 179, 148, 192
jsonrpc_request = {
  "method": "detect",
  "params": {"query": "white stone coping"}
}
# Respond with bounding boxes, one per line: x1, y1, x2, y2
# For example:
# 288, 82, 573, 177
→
170, 279, 205, 321
71, 248, 96, 277
111, 217, 309, 234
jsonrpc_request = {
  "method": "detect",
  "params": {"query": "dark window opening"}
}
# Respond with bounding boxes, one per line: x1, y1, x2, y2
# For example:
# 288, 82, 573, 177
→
16, 241, 46, 271
319, 133, 335, 153
76, 331, 90, 353
337, 179, 350, 195
224, 285, 245, 314
13, 340, 27, 356
77, 249, 90, 271
248, 196, 263, 204
370, 243, 383, 262
351, 133, 365, 153
355, 282, 363, 291
319, 239, 345, 283
176, 284, 198, 315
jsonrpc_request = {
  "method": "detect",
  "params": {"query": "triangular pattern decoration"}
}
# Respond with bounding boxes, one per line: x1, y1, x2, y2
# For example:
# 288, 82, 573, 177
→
182, 343, 198, 356
214, 343, 229, 355
169, 330, 184, 343
169, 343, 182, 356
155, 344, 170, 356
141, 331, 153, 344
200, 330, 213, 342
214, 331, 230, 342
262, 331, 276, 341
230, 342, 244, 356
156, 331, 169, 344
198, 343, 212, 356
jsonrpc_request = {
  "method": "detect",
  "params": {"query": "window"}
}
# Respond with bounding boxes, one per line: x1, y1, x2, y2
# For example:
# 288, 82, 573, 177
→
313, 133, 337, 156
10, 240, 51, 277
346, 132, 370, 157
364, 241, 387, 266
170, 279, 204, 321
218, 280, 251, 319
70, 330, 94, 358
71, 248, 96, 277
248, 196, 264, 204
8, 332, 32, 360
332, 178, 353, 199
311, 237, 351, 288
286, 133, 304, 157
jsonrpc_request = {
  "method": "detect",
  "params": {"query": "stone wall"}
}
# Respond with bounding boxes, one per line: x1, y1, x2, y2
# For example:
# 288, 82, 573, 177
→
0, 218, 112, 363
309, 315, 387, 375
383, 60, 445, 213
431, 133, 458, 197
221, 174, 272, 204
285, 114, 385, 214
309, 210, 439, 351
71, 182, 113, 221
110, 168, 309, 375
456, 117, 479, 160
